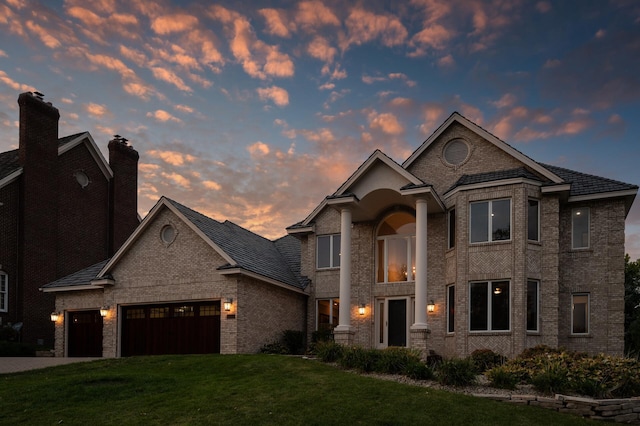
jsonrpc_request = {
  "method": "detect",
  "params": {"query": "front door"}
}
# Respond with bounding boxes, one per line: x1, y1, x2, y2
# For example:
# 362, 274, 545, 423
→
376, 298, 410, 348
68, 310, 103, 357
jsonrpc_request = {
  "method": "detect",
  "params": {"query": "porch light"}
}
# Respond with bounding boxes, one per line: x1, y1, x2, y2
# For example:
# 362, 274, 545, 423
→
224, 298, 233, 312
358, 304, 366, 316
427, 300, 435, 313
99, 306, 109, 317
50, 312, 60, 322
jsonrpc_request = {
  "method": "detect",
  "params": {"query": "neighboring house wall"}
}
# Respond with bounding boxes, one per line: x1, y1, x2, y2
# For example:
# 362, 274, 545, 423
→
0, 180, 19, 323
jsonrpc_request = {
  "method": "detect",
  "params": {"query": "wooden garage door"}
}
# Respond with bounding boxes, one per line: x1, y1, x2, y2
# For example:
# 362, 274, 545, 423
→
121, 302, 221, 356
68, 310, 103, 357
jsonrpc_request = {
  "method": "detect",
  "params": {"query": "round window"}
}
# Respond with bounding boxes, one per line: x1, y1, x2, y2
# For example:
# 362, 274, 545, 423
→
161, 225, 176, 244
74, 171, 89, 188
443, 139, 469, 166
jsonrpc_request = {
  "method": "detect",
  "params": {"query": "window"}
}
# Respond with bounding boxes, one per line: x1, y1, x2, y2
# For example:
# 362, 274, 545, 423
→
448, 209, 456, 249
447, 285, 455, 333
377, 212, 416, 283
317, 299, 339, 331
443, 139, 470, 166
528, 200, 540, 241
0, 272, 7, 312
161, 224, 176, 244
572, 207, 590, 249
317, 234, 341, 269
469, 281, 510, 331
527, 280, 539, 332
470, 199, 511, 243
572, 294, 589, 334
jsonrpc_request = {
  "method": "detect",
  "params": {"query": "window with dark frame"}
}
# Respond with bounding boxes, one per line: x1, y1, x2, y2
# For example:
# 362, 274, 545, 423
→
469, 281, 510, 331
447, 285, 455, 333
470, 199, 511, 243
448, 209, 456, 249
528, 200, 539, 241
572, 293, 589, 334
0, 272, 7, 312
317, 299, 339, 331
526, 280, 539, 332
572, 208, 590, 249
317, 234, 341, 269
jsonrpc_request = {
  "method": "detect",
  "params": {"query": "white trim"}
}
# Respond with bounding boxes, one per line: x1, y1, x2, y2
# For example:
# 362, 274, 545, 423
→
217, 267, 307, 295
316, 234, 341, 269
58, 132, 113, 180
541, 184, 571, 193
568, 189, 637, 203
287, 225, 314, 235
403, 113, 564, 184
326, 195, 358, 205
444, 178, 542, 199
91, 278, 115, 287
0, 168, 22, 190
41, 285, 100, 293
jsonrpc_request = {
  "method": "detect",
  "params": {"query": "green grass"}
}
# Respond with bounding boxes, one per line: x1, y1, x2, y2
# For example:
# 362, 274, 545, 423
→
0, 355, 593, 425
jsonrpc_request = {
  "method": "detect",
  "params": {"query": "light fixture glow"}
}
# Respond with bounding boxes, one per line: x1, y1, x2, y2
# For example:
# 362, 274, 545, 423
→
224, 298, 233, 312
358, 304, 366, 316
427, 300, 435, 313
50, 312, 60, 322
99, 306, 109, 317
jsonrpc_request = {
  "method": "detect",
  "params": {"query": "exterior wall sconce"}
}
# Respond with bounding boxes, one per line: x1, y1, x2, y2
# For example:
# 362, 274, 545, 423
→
99, 306, 109, 317
224, 298, 233, 312
50, 312, 60, 322
427, 300, 435, 313
358, 304, 366, 316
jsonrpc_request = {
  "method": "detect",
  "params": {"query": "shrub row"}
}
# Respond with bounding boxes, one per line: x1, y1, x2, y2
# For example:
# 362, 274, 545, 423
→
487, 345, 640, 398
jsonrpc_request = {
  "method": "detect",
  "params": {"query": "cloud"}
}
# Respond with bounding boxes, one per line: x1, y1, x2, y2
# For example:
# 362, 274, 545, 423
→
257, 86, 290, 107
151, 67, 192, 92
368, 111, 404, 135
294, 1, 340, 30
247, 141, 270, 156
203, 180, 222, 190
258, 8, 291, 37
147, 150, 195, 166
343, 8, 408, 50
85, 102, 109, 117
0, 70, 32, 91
490, 93, 517, 109
151, 14, 199, 35
437, 54, 455, 68
146, 110, 182, 123
307, 36, 337, 63
161, 171, 191, 188
319, 82, 335, 90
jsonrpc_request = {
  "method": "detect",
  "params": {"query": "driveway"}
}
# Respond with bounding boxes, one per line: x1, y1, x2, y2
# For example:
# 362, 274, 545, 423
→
0, 357, 100, 374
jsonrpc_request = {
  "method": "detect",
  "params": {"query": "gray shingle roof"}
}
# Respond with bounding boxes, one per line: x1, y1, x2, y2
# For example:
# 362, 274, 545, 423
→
42, 259, 110, 289
166, 198, 305, 289
541, 163, 638, 196
446, 167, 545, 193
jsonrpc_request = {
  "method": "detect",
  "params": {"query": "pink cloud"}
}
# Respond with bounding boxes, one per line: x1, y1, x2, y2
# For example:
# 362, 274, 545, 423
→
437, 54, 455, 68
151, 14, 199, 35
151, 67, 193, 92
258, 8, 291, 37
307, 36, 337, 63
85, 102, 109, 117
257, 86, 290, 107
295, 1, 340, 30
0, 70, 32, 92
247, 141, 270, 156
148, 150, 195, 166
344, 8, 408, 50
146, 110, 182, 123
368, 111, 405, 135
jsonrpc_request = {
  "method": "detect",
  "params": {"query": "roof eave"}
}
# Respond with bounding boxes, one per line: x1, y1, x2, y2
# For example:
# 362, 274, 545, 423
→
40, 284, 100, 293
444, 177, 543, 199
218, 267, 308, 295
0, 168, 22, 190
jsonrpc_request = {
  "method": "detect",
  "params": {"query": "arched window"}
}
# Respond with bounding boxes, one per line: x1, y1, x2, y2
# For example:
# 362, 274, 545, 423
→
0, 272, 7, 312
376, 212, 416, 283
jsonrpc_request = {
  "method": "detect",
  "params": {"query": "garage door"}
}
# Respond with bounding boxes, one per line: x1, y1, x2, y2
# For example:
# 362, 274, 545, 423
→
121, 301, 221, 356
68, 310, 103, 357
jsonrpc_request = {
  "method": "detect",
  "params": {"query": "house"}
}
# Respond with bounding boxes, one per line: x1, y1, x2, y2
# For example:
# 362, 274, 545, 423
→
0, 91, 139, 347
287, 112, 637, 358
42, 196, 307, 357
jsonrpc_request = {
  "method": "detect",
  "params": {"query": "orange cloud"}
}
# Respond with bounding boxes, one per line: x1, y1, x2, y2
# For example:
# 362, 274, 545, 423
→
151, 67, 192, 92
368, 111, 404, 135
161, 171, 191, 188
257, 86, 290, 107
151, 14, 199, 35
146, 110, 182, 123
85, 102, 109, 117
307, 36, 337, 63
203, 180, 222, 190
0, 70, 32, 91
259, 8, 291, 37
295, 1, 340, 29
248, 141, 270, 156
147, 150, 195, 166
344, 8, 407, 50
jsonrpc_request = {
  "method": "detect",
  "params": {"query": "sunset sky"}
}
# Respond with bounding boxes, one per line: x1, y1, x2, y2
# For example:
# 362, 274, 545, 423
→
1, 0, 640, 258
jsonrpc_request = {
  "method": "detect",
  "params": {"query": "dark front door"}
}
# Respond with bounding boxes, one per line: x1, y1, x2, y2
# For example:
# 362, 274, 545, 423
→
121, 302, 221, 356
68, 311, 103, 357
388, 299, 407, 347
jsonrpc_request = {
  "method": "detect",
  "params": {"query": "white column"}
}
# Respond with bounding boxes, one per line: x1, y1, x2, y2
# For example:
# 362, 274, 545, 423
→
412, 198, 428, 329
335, 207, 352, 332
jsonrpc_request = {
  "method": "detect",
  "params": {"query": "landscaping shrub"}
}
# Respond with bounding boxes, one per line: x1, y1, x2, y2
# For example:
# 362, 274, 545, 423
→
530, 359, 571, 395
259, 330, 305, 355
404, 361, 434, 380
486, 365, 520, 390
314, 340, 343, 363
339, 346, 379, 372
259, 341, 288, 354
436, 358, 477, 387
470, 349, 506, 373
375, 347, 422, 375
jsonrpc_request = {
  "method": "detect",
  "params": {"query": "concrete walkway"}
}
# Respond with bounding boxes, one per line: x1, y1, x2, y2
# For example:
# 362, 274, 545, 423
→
0, 357, 100, 374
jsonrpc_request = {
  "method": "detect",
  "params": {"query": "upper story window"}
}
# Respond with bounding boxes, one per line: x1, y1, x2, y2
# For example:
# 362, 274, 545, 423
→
572, 207, 590, 249
317, 234, 341, 269
470, 199, 511, 243
0, 272, 7, 312
448, 209, 456, 249
528, 199, 540, 241
377, 212, 416, 283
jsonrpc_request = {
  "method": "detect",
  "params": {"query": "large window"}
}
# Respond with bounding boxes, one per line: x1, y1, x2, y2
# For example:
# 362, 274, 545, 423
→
469, 281, 510, 331
572, 208, 590, 249
317, 299, 339, 331
527, 280, 539, 332
377, 212, 416, 283
528, 200, 540, 241
448, 209, 456, 249
0, 272, 6, 312
572, 293, 589, 334
447, 285, 455, 333
470, 199, 511, 243
317, 234, 341, 269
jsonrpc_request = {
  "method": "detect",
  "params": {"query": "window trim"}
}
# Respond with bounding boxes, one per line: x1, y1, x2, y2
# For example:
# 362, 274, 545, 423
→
316, 298, 339, 331
469, 199, 512, 244
527, 199, 540, 242
316, 234, 341, 269
571, 293, 590, 335
446, 284, 455, 333
468, 280, 511, 332
572, 207, 590, 250
526, 280, 539, 332
0, 272, 7, 312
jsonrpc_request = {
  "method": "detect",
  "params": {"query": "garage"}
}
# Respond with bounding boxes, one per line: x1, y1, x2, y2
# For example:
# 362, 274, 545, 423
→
121, 301, 221, 356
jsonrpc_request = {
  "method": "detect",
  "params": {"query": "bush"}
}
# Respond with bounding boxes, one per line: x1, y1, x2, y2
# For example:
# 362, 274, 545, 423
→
339, 347, 379, 372
376, 347, 422, 375
282, 330, 305, 355
470, 349, 506, 373
405, 361, 434, 380
531, 359, 571, 395
314, 340, 343, 363
259, 341, 288, 354
436, 358, 477, 387
486, 365, 520, 390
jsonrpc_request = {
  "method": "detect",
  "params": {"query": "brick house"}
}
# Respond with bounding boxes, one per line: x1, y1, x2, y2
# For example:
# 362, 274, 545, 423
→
42, 197, 307, 357
287, 112, 637, 358
0, 91, 139, 347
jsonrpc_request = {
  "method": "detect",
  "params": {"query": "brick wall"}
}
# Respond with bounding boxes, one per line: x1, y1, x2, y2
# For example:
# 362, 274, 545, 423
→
0, 181, 19, 324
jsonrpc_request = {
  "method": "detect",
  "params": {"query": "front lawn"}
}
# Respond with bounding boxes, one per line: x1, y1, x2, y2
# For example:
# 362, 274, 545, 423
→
0, 355, 593, 425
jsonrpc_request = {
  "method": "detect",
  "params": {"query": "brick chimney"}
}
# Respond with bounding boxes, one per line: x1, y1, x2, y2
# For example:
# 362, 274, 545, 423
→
108, 135, 139, 253
17, 91, 59, 345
